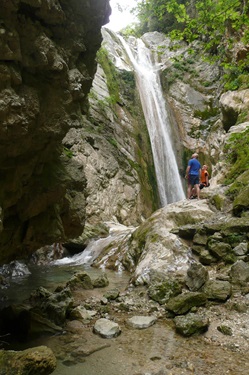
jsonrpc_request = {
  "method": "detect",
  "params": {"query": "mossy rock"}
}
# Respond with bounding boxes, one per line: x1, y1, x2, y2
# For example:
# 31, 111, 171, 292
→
0, 346, 56, 375
233, 184, 249, 216
67, 272, 93, 290
148, 278, 182, 304
211, 194, 225, 211
166, 292, 207, 315
174, 313, 209, 337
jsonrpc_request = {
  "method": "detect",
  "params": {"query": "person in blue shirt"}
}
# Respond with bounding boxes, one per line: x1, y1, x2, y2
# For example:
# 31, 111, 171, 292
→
185, 153, 201, 200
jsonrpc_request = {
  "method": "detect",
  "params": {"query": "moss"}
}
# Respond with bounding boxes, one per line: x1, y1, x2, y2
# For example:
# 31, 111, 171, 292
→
224, 128, 249, 185
96, 47, 121, 104
236, 110, 249, 125
63, 147, 74, 159
194, 106, 219, 121
211, 194, 224, 211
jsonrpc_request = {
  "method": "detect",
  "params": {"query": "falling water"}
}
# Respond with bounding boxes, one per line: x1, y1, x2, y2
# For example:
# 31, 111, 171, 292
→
117, 35, 185, 206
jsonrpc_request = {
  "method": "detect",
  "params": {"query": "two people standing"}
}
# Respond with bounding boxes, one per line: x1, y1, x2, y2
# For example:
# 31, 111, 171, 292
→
185, 153, 210, 200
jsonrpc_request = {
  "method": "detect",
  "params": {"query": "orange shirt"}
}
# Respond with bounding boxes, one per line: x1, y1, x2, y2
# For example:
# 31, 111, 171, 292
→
201, 169, 209, 184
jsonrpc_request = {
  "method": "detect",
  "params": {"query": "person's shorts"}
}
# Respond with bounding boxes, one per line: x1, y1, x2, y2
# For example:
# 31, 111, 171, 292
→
189, 175, 199, 186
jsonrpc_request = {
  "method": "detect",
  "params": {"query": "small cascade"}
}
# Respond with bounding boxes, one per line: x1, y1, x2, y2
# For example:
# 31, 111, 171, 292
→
116, 34, 185, 206
54, 223, 136, 267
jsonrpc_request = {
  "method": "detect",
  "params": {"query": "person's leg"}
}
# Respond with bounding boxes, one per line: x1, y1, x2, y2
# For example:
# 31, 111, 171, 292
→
187, 183, 192, 199
195, 183, 200, 199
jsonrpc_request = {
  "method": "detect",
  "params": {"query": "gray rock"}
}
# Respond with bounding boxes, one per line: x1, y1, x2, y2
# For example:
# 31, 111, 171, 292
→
229, 260, 249, 285
202, 280, 232, 301
185, 262, 209, 291
93, 318, 121, 338
70, 306, 97, 322
126, 316, 157, 329
232, 242, 248, 256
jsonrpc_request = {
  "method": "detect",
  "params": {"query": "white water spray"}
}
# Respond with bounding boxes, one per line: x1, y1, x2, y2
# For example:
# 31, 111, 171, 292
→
117, 35, 185, 206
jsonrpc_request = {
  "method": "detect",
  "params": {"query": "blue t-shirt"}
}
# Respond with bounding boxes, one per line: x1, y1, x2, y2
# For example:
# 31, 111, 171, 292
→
188, 158, 201, 176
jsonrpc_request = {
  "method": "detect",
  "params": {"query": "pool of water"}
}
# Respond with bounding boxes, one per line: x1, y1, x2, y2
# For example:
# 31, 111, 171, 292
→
0, 262, 130, 307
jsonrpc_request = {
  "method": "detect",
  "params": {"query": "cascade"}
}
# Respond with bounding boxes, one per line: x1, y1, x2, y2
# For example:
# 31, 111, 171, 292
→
117, 34, 185, 206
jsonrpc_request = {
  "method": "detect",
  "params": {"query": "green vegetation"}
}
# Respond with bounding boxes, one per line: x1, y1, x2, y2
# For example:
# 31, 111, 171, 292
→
224, 128, 249, 185
63, 146, 74, 159
96, 47, 121, 104
129, 0, 249, 91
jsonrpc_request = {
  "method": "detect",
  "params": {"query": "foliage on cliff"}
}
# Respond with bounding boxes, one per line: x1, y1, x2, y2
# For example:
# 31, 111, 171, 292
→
131, 0, 249, 90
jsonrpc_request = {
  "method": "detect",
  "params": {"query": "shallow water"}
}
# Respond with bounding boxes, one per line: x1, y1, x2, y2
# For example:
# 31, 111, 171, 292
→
0, 262, 130, 307
1, 260, 249, 375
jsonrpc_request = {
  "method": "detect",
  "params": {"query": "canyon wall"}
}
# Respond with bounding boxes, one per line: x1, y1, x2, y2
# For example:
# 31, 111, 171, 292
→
0, 0, 110, 264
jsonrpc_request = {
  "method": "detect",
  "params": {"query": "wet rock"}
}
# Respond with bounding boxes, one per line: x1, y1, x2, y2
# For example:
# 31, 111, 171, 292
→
67, 272, 93, 290
165, 292, 207, 315
93, 273, 109, 288
29, 286, 73, 325
202, 280, 232, 301
229, 260, 249, 285
0, 345, 56, 375
93, 318, 121, 338
174, 313, 209, 337
126, 315, 157, 329
0, 260, 31, 278
185, 262, 209, 291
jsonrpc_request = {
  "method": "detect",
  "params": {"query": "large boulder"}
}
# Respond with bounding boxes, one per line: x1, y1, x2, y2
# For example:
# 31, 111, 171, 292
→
0, 346, 56, 375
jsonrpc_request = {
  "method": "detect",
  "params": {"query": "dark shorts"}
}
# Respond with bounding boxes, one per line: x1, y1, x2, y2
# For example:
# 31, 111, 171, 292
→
189, 175, 199, 186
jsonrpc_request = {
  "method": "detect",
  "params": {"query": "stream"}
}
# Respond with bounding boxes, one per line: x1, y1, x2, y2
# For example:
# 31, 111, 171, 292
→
1, 226, 249, 374
1, 262, 249, 375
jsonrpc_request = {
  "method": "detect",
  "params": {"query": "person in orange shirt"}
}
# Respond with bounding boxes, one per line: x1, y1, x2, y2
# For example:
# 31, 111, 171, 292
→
200, 165, 210, 189
190, 164, 210, 198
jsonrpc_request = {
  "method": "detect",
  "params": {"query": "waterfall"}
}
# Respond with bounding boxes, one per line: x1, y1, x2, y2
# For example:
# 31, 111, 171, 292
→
117, 34, 185, 206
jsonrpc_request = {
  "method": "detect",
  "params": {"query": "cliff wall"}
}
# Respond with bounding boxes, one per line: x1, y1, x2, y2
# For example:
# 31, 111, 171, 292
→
0, 0, 110, 264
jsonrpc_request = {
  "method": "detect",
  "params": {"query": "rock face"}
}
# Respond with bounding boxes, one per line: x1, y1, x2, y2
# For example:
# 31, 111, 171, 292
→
62, 28, 160, 231
0, 0, 111, 264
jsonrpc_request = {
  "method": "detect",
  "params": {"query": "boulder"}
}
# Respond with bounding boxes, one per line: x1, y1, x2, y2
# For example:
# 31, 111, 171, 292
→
165, 292, 207, 315
174, 313, 209, 337
93, 318, 121, 338
148, 277, 183, 304
67, 272, 93, 290
229, 260, 249, 285
0, 346, 56, 375
93, 273, 109, 288
202, 280, 232, 301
